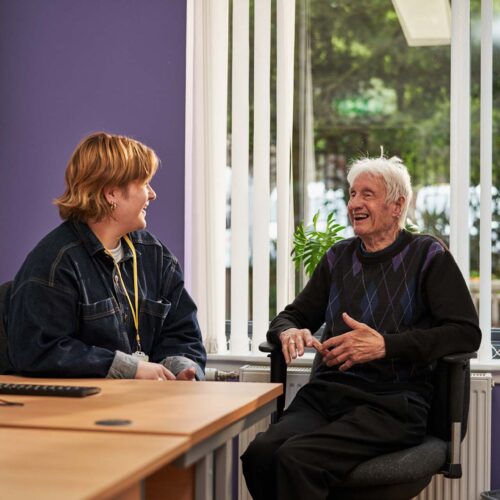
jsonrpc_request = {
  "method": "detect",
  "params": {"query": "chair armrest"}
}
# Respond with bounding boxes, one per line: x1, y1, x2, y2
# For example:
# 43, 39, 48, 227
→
259, 340, 280, 354
442, 352, 476, 364
259, 341, 287, 421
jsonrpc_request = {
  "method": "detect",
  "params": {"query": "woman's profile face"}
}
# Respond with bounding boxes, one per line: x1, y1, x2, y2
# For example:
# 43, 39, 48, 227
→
111, 179, 157, 234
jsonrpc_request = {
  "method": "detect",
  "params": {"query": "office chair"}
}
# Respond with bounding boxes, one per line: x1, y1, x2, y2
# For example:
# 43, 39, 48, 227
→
259, 339, 473, 500
0, 281, 12, 374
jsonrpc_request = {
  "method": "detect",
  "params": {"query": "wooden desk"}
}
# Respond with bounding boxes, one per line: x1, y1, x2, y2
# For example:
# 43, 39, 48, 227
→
0, 376, 282, 499
0, 427, 190, 500
0, 376, 281, 443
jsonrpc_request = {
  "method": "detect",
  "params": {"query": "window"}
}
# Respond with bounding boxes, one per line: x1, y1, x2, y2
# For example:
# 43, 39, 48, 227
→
186, 0, 499, 362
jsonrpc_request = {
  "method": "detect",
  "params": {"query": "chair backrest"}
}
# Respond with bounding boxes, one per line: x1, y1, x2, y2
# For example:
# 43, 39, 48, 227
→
0, 281, 12, 374
426, 357, 470, 441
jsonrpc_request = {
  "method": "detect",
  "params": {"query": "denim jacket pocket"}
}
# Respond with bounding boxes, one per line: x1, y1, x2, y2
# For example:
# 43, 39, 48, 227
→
79, 298, 126, 351
141, 298, 171, 319
139, 299, 171, 353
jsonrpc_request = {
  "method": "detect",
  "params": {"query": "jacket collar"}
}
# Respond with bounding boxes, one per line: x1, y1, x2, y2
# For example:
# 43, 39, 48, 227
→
70, 220, 134, 261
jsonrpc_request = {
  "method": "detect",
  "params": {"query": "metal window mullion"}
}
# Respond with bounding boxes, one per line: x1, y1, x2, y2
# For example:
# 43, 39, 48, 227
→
449, 0, 470, 281
478, 0, 493, 362
251, 0, 271, 351
230, 0, 250, 353
276, 0, 296, 313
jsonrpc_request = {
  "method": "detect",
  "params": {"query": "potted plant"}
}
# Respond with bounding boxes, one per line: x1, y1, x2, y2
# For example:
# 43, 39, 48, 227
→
292, 210, 345, 277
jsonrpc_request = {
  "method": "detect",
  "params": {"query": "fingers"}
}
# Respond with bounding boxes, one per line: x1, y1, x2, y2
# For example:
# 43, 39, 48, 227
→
301, 329, 314, 349
339, 359, 354, 372
295, 332, 305, 356
322, 338, 348, 367
280, 328, 315, 364
342, 312, 363, 329
176, 367, 197, 381
280, 333, 292, 364
135, 361, 175, 380
160, 366, 176, 381
311, 337, 323, 352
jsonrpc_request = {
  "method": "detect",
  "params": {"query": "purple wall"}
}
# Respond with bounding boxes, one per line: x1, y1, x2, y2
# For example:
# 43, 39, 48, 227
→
0, 0, 186, 283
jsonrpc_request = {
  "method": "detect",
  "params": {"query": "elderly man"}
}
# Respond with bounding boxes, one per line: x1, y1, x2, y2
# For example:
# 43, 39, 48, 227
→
241, 156, 481, 500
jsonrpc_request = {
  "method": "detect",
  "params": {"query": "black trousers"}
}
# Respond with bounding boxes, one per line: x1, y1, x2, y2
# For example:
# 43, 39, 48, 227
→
241, 379, 428, 500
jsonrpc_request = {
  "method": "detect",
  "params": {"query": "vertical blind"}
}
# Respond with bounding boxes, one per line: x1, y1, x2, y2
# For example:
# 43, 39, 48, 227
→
186, 0, 296, 354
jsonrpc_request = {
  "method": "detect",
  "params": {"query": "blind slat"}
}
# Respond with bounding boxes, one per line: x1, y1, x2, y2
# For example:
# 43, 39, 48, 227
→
252, 0, 271, 351
230, 0, 250, 353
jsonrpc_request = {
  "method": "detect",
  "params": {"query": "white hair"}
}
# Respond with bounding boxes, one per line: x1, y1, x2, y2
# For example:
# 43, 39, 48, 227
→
347, 155, 413, 229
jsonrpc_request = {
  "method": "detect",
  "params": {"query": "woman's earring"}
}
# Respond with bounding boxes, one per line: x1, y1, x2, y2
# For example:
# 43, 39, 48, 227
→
110, 201, 117, 211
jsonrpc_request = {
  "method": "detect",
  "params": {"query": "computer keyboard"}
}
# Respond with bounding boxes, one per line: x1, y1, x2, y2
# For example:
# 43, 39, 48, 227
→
0, 383, 101, 398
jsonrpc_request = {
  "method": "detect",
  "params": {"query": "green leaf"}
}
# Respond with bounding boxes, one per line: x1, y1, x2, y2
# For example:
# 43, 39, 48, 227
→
292, 210, 345, 277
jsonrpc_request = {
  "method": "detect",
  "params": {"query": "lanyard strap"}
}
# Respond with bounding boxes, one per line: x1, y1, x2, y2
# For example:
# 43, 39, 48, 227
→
106, 235, 141, 351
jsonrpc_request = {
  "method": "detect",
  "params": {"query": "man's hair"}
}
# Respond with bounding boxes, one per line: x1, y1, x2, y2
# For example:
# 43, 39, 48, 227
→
347, 155, 413, 229
54, 132, 159, 222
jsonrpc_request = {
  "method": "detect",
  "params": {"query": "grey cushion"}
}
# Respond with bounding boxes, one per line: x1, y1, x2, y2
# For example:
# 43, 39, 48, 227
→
343, 436, 447, 486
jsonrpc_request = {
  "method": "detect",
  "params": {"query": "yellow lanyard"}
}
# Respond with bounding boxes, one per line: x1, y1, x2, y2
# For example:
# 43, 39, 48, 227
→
106, 235, 141, 352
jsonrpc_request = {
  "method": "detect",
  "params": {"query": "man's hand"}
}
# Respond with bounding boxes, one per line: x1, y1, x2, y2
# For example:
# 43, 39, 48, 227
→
135, 361, 176, 380
279, 328, 322, 365
176, 367, 197, 381
321, 313, 386, 371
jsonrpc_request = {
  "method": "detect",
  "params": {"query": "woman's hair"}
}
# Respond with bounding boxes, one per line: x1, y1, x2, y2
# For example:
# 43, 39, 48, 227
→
347, 155, 413, 229
54, 132, 159, 222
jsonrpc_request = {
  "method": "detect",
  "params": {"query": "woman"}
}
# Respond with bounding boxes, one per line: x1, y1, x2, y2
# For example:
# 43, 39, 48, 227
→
242, 155, 481, 500
5, 132, 206, 380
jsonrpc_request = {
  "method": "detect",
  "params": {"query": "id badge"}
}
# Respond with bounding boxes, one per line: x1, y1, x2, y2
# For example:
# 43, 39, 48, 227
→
132, 351, 149, 362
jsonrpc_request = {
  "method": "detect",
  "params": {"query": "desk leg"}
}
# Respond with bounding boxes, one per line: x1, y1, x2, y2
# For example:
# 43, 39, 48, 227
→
214, 442, 232, 500
145, 464, 195, 500
195, 454, 213, 500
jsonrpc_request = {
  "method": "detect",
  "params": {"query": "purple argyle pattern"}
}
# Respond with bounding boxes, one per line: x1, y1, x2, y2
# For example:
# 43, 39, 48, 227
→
320, 234, 445, 383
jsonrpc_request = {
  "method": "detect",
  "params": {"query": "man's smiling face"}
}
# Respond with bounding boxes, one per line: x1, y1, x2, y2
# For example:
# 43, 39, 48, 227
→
347, 173, 401, 248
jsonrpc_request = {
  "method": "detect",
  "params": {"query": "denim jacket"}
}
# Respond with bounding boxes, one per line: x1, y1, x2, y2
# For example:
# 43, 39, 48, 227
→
5, 220, 206, 379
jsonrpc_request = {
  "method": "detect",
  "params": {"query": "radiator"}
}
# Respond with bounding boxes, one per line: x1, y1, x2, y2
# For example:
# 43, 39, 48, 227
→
414, 372, 493, 500
237, 366, 493, 500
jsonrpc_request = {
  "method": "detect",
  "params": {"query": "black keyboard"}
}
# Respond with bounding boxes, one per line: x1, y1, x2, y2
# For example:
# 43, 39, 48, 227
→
0, 383, 101, 398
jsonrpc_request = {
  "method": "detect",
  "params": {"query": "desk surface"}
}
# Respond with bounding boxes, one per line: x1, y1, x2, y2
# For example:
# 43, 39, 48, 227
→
0, 376, 281, 445
0, 427, 189, 500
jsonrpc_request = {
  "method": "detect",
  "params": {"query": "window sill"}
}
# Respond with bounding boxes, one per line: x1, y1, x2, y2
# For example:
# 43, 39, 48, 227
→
470, 359, 500, 373
208, 354, 500, 369
208, 351, 316, 366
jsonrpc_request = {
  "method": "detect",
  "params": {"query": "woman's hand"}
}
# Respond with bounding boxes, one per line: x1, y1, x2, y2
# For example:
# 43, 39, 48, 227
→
321, 313, 386, 371
135, 361, 176, 380
279, 328, 322, 364
176, 367, 197, 381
